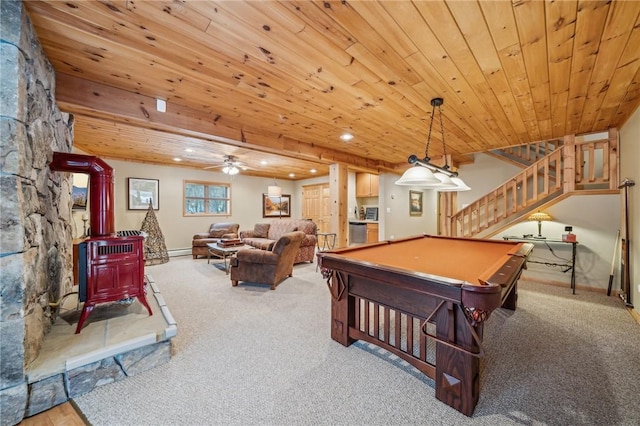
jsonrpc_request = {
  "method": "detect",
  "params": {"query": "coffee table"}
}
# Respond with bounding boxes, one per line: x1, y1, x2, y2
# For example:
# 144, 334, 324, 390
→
206, 243, 251, 274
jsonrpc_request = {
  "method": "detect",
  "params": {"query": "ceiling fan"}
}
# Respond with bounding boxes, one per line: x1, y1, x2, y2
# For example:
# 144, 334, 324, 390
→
203, 155, 249, 175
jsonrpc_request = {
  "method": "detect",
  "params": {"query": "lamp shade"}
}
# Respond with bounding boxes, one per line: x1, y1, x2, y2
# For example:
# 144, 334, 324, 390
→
267, 185, 282, 197
528, 211, 552, 222
433, 173, 457, 188
528, 211, 552, 237
437, 177, 471, 192
395, 165, 441, 186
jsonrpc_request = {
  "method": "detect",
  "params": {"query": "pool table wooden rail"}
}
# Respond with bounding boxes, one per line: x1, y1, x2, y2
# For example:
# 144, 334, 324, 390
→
317, 235, 532, 416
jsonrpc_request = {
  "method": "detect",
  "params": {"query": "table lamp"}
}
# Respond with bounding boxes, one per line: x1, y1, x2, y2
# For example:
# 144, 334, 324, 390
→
528, 211, 552, 238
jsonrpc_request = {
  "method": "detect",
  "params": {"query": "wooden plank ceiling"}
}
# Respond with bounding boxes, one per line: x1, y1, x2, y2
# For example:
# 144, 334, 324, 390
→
24, 0, 640, 180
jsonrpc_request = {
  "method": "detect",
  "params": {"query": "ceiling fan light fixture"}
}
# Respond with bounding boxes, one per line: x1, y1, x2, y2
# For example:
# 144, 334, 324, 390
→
222, 165, 239, 175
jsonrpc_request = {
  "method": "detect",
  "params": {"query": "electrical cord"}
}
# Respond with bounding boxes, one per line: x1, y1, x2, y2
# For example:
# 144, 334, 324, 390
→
542, 241, 571, 262
48, 291, 79, 311
528, 248, 574, 273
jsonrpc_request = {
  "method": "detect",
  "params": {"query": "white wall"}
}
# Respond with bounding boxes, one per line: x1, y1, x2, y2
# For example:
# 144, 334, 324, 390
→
456, 153, 522, 208
495, 195, 620, 291
619, 106, 640, 314
382, 172, 438, 240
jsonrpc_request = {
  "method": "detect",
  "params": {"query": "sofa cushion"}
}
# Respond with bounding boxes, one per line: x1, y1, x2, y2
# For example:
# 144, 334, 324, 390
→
242, 238, 275, 251
267, 221, 298, 240
253, 223, 270, 238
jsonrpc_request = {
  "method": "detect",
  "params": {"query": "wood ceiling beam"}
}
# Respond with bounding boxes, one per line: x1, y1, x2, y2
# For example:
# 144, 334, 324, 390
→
55, 73, 397, 174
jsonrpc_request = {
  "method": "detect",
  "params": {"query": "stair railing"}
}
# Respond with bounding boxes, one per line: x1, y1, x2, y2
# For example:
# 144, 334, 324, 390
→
496, 139, 563, 165
447, 129, 619, 238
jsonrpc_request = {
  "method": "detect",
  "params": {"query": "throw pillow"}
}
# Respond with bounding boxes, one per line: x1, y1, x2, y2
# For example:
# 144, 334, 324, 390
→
254, 223, 270, 238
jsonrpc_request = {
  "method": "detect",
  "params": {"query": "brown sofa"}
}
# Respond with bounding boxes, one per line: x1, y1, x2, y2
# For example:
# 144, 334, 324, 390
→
230, 231, 305, 290
192, 222, 240, 258
239, 219, 317, 264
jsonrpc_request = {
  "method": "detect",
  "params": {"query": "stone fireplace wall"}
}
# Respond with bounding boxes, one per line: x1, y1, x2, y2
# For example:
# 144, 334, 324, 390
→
1, 0, 74, 423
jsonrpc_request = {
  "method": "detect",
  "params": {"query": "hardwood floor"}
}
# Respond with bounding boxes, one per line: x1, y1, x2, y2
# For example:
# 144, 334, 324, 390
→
20, 402, 87, 426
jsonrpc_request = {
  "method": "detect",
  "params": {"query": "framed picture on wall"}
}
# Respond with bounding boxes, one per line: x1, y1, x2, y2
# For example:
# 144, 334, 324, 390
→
128, 178, 159, 210
409, 190, 423, 216
263, 194, 291, 218
72, 173, 88, 210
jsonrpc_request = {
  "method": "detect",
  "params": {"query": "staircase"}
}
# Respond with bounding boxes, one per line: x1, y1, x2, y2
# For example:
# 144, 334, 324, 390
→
442, 129, 620, 238
487, 139, 563, 168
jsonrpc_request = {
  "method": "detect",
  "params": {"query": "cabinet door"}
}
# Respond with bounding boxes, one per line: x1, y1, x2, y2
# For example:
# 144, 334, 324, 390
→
366, 223, 379, 243
355, 173, 369, 197
356, 173, 379, 197
369, 174, 379, 196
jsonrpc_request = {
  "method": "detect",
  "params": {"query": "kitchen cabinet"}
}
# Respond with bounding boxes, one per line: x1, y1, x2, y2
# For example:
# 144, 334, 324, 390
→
366, 223, 379, 243
356, 173, 379, 197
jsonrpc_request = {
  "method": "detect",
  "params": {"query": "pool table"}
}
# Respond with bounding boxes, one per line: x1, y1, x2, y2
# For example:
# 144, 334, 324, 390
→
317, 234, 532, 416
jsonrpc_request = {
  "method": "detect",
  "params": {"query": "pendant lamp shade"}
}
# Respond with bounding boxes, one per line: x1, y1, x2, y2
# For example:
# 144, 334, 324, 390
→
394, 165, 441, 186
437, 177, 471, 192
433, 173, 457, 188
267, 178, 282, 197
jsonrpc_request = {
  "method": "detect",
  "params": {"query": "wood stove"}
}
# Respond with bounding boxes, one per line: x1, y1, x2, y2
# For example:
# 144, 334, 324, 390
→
50, 153, 152, 333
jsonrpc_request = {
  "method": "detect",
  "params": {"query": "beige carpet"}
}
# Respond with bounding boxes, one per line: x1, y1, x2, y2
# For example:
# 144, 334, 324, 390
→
73, 255, 640, 425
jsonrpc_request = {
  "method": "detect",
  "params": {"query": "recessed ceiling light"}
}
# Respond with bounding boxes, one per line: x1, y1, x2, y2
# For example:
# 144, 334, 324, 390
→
173, 157, 182, 162
289, 173, 295, 178
340, 133, 353, 141
260, 160, 268, 165
184, 148, 194, 153
310, 169, 317, 173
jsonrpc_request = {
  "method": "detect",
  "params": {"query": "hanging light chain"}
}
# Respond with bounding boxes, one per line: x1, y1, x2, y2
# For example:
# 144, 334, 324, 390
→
424, 101, 437, 161
438, 102, 449, 170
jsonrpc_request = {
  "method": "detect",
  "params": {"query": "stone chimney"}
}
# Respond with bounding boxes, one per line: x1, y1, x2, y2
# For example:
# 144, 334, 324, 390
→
0, 1, 74, 424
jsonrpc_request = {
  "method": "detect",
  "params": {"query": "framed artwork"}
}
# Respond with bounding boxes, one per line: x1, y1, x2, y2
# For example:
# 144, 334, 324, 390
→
409, 190, 423, 216
128, 178, 159, 210
72, 173, 88, 210
263, 193, 291, 218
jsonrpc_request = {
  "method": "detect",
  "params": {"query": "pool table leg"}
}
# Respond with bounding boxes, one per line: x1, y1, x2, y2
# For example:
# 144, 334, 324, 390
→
435, 301, 481, 417
329, 272, 355, 347
502, 282, 518, 310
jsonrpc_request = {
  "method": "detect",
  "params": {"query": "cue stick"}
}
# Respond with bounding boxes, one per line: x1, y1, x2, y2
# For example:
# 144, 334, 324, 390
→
607, 229, 620, 296
618, 178, 635, 307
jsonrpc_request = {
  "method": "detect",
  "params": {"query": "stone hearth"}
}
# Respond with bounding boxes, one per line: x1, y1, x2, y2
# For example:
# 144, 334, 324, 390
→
22, 275, 176, 419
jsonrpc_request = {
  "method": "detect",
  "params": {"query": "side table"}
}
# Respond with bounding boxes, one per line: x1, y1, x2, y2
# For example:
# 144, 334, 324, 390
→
316, 232, 337, 251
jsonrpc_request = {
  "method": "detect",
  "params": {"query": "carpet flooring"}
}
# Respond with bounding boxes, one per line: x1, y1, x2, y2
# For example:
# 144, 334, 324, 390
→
73, 256, 640, 425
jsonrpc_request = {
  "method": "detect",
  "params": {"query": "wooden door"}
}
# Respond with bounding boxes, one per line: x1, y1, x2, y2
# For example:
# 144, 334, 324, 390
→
302, 183, 330, 233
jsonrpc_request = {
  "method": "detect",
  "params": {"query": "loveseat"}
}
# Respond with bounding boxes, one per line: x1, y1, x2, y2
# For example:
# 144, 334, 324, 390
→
192, 222, 240, 259
239, 219, 317, 264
